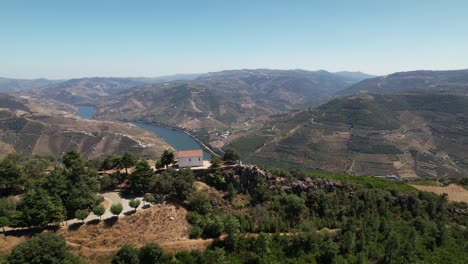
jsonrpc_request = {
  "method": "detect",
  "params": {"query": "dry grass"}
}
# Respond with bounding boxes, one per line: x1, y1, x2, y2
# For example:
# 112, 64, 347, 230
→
58, 204, 212, 263
0, 235, 26, 258
410, 184, 468, 203
59, 204, 190, 249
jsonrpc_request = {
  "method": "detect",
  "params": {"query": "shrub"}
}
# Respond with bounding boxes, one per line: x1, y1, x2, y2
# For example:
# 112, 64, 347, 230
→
110, 203, 123, 216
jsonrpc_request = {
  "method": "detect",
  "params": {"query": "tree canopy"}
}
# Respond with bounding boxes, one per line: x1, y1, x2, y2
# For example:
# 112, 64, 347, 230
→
7, 232, 83, 264
222, 149, 240, 163
160, 150, 175, 169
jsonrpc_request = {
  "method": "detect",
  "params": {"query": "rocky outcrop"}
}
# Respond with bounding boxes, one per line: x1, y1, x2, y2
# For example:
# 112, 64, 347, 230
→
222, 164, 344, 195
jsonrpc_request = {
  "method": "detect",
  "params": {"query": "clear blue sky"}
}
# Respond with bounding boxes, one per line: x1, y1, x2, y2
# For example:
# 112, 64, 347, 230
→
1, 0, 467, 79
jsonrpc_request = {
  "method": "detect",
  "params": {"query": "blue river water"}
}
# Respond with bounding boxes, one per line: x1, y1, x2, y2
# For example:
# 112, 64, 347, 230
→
75, 105, 210, 159
75, 105, 95, 119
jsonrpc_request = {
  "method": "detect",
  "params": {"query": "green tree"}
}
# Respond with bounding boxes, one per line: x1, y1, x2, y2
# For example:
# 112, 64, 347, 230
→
43, 151, 100, 217
120, 152, 137, 175
256, 233, 271, 264
7, 232, 83, 264
101, 154, 122, 170
130, 160, 154, 194
226, 183, 237, 202
188, 193, 212, 215
0, 197, 16, 218
280, 194, 308, 224
93, 205, 105, 220
0, 158, 26, 195
160, 150, 175, 169
129, 199, 141, 212
153, 171, 175, 198
112, 244, 139, 264
210, 156, 222, 168
100, 174, 118, 191
153, 169, 194, 202
110, 204, 123, 217
144, 193, 156, 206
62, 150, 84, 168
224, 214, 240, 236
203, 214, 224, 238
17, 189, 65, 227
139, 242, 164, 264
222, 149, 239, 163
22, 156, 52, 179
155, 160, 164, 170
0, 216, 9, 233
75, 209, 89, 223
172, 169, 195, 201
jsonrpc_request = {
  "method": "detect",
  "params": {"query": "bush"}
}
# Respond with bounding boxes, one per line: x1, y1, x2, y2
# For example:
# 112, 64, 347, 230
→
186, 211, 203, 226
222, 149, 240, 162
93, 205, 105, 219
188, 193, 212, 215
190, 225, 203, 239
110, 203, 123, 216
112, 244, 139, 264
210, 156, 222, 168
139, 242, 164, 263
144, 193, 156, 205
129, 199, 141, 212
207, 171, 227, 190
202, 214, 224, 238
75, 209, 89, 223
7, 232, 83, 264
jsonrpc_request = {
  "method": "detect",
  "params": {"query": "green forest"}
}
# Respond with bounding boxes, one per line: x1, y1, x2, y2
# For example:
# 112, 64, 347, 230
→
1, 151, 467, 263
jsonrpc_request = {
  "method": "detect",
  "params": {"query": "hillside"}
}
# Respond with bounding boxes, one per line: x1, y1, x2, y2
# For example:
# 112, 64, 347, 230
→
0, 77, 62, 93
33, 77, 149, 105
0, 94, 169, 159
224, 93, 468, 178
95, 69, 366, 130
341, 69, 468, 96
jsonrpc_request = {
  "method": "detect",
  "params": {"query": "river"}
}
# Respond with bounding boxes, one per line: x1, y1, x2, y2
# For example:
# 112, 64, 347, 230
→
75, 105, 210, 160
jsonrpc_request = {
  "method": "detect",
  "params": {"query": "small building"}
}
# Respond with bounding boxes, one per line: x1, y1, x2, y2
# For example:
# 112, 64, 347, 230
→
178, 150, 203, 168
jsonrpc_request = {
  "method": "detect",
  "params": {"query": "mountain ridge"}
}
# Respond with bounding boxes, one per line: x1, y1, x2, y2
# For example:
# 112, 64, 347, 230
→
340, 69, 468, 96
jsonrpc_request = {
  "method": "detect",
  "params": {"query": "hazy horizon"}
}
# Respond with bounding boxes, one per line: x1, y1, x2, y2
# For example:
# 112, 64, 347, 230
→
1, 0, 468, 79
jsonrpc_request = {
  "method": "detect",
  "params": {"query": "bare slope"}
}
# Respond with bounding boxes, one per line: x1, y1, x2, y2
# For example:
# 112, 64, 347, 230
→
0, 94, 169, 159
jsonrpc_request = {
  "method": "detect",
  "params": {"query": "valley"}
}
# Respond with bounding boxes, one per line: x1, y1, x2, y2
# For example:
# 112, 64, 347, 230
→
1, 68, 467, 179
0, 94, 170, 160
2, 2, 468, 263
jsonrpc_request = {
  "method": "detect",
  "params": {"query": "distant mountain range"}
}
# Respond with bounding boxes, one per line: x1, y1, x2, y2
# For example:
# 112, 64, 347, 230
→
94, 69, 368, 129
0, 77, 63, 93
33, 77, 148, 104
340, 69, 468, 96
0, 69, 373, 107
2, 68, 467, 178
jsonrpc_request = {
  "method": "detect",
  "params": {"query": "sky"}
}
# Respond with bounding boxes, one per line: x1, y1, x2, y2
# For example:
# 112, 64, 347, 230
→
1, 0, 467, 79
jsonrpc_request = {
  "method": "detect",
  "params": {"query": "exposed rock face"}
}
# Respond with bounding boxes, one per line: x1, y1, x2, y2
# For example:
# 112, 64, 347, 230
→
222, 164, 344, 195
284, 177, 343, 194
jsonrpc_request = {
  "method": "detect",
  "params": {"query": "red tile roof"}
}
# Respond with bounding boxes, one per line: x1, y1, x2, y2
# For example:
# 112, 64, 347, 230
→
177, 150, 203, 158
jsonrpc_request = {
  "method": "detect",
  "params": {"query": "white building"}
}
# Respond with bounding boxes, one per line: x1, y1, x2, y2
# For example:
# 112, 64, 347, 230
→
178, 150, 203, 168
